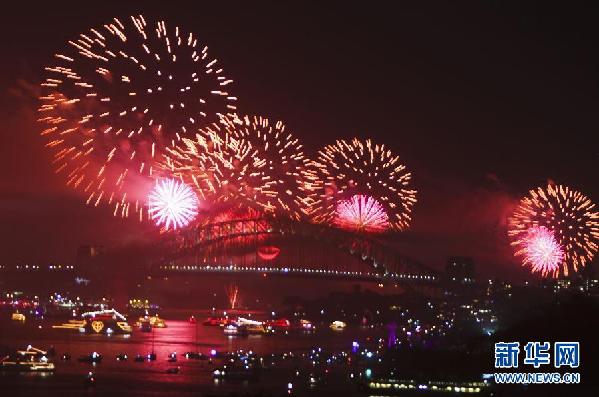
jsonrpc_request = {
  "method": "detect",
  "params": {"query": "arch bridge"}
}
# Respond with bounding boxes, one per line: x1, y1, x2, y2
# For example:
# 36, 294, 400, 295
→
153, 217, 438, 284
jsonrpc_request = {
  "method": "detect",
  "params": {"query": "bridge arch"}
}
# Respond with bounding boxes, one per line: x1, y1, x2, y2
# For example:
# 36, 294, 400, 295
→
155, 217, 438, 284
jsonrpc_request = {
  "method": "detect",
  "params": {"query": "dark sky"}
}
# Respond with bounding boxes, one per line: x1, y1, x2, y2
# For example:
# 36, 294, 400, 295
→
0, 1, 597, 280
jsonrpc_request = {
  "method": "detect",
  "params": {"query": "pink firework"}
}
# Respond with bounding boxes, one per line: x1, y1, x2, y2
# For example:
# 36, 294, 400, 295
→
335, 195, 390, 233
521, 226, 564, 277
148, 179, 198, 230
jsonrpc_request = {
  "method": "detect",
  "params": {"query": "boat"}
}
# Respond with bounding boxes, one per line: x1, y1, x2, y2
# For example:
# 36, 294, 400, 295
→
0, 346, 55, 372
237, 317, 266, 334
140, 320, 152, 332
213, 365, 260, 380
84, 372, 96, 388
53, 309, 132, 335
149, 315, 166, 328
136, 315, 167, 329
329, 320, 347, 331
246, 323, 267, 334
223, 323, 248, 336
78, 352, 102, 363
265, 318, 291, 330
11, 312, 26, 322
203, 316, 227, 326
300, 319, 315, 331
184, 351, 206, 360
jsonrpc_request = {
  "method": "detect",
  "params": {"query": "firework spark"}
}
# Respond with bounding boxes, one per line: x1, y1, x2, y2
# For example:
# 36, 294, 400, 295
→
148, 179, 198, 230
38, 15, 236, 217
311, 138, 416, 232
225, 283, 239, 310
335, 194, 389, 233
162, 122, 268, 210
164, 115, 316, 220
220, 115, 316, 220
519, 226, 564, 277
508, 184, 599, 277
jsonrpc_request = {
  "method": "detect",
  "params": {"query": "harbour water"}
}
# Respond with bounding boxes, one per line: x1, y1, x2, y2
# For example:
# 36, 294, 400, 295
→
0, 311, 384, 396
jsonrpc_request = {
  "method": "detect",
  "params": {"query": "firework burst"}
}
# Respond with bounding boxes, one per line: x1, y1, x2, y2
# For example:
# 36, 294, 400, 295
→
38, 15, 236, 218
148, 178, 198, 230
518, 226, 564, 277
508, 184, 599, 277
335, 194, 389, 233
162, 121, 269, 212
220, 115, 316, 220
311, 138, 417, 232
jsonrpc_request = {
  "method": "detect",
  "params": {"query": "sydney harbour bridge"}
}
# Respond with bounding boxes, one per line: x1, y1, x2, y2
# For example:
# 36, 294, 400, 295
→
152, 215, 438, 285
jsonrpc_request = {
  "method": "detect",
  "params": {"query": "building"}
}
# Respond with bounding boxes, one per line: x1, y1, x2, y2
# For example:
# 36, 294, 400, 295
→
446, 256, 475, 284
76, 245, 104, 266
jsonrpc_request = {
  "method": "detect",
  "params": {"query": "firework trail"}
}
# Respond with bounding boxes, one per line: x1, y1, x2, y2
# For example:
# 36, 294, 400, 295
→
38, 15, 236, 218
311, 138, 417, 232
225, 283, 239, 310
508, 184, 599, 277
148, 178, 198, 231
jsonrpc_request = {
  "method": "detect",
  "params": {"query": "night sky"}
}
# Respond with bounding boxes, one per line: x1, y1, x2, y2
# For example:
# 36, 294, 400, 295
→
0, 1, 597, 280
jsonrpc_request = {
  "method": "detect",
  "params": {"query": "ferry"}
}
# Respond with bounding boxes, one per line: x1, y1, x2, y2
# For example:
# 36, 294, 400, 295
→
52, 309, 132, 334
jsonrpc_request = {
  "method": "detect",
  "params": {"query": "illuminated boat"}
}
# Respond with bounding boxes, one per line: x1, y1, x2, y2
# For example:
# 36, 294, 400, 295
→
149, 315, 166, 328
223, 323, 248, 336
53, 309, 132, 334
203, 316, 227, 326
11, 312, 26, 321
136, 315, 167, 329
0, 346, 55, 372
139, 320, 152, 332
265, 318, 291, 329
245, 323, 266, 334
300, 319, 315, 331
236, 317, 266, 334
82, 309, 132, 334
329, 320, 347, 331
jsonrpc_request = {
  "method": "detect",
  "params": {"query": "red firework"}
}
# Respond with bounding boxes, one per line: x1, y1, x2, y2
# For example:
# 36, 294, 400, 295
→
162, 122, 264, 208
311, 138, 416, 232
219, 115, 316, 220
508, 184, 599, 277
164, 115, 316, 220
38, 15, 236, 218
